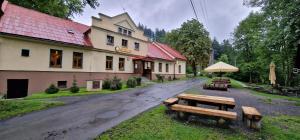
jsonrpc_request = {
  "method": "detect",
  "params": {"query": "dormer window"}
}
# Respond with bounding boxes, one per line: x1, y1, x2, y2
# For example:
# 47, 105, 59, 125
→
118, 27, 132, 36
118, 27, 122, 33
67, 29, 74, 34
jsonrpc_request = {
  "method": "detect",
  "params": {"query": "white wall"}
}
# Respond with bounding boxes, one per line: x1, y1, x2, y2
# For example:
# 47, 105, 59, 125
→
0, 37, 134, 73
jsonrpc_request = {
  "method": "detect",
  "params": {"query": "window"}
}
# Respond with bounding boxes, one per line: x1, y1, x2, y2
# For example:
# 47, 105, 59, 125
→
128, 31, 132, 36
119, 58, 125, 71
151, 62, 154, 72
107, 35, 114, 45
134, 42, 140, 51
179, 65, 181, 73
21, 49, 30, 57
106, 56, 113, 70
50, 49, 62, 68
122, 39, 128, 47
159, 63, 162, 72
73, 52, 83, 69
118, 27, 122, 33
123, 29, 127, 35
166, 64, 169, 72
57, 81, 67, 88
93, 81, 100, 89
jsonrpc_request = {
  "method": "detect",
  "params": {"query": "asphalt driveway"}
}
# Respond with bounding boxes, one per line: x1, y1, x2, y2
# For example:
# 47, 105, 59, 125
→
0, 79, 202, 140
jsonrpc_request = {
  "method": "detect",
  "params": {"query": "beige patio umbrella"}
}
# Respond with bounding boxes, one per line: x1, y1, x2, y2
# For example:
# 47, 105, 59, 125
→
204, 61, 239, 73
269, 62, 276, 85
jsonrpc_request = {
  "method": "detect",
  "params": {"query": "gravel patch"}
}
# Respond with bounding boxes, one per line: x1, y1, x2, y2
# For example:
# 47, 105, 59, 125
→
184, 83, 300, 130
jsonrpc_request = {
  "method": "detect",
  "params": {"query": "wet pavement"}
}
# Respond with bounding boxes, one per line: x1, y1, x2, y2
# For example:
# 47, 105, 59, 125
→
0, 79, 203, 140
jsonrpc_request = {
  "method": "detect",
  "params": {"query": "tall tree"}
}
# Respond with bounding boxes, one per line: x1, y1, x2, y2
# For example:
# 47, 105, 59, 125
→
8, 0, 99, 18
243, 0, 300, 86
165, 19, 211, 76
212, 38, 222, 60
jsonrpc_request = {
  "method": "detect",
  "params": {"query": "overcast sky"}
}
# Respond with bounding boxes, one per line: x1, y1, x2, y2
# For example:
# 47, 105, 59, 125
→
73, 0, 258, 42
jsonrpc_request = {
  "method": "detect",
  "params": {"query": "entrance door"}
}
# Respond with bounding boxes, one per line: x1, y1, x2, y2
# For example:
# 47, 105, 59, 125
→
7, 79, 28, 98
142, 61, 152, 80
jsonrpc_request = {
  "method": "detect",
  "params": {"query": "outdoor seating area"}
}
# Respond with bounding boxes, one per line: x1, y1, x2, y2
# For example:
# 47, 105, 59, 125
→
203, 78, 232, 91
164, 93, 262, 129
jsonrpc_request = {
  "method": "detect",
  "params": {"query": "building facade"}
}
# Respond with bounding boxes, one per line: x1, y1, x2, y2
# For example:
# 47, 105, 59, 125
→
0, 1, 186, 98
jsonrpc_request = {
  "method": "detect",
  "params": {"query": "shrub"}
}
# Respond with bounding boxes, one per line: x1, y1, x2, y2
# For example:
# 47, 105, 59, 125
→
156, 74, 165, 83
110, 76, 122, 90
168, 76, 172, 81
135, 77, 142, 86
70, 77, 80, 93
1, 94, 7, 99
127, 77, 137, 88
45, 84, 59, 94
102, 78, 111, 89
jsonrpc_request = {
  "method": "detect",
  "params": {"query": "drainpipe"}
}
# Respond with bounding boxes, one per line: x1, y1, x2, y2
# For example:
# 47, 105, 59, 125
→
173, 61, 176, 80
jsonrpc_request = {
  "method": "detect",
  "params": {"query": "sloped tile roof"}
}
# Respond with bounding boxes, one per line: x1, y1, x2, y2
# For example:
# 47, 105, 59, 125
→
155, 42, 187, 60
147, 43, 174, 61
0, 1, 92, 47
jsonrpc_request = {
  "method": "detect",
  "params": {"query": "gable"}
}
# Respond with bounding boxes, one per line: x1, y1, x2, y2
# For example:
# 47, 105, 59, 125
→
115, 20, 134, 30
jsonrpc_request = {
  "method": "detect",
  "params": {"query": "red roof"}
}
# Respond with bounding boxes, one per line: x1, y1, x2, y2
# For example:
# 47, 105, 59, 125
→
155, 42, 187, 60
147, 43, 174, 61
0, 1, 92, 47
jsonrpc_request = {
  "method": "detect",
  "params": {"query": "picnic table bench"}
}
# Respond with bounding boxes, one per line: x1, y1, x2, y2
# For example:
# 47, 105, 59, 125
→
177, 93, 235, 110
171, 104, 237, 121
242, 106, 262, 129
163, 98, 178, 109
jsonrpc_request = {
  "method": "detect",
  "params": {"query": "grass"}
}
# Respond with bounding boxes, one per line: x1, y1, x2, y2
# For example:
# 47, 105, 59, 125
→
97, 105, 300, 140
250, 90, 300, 106
0, 99, 64, 120
26, 84, 150, 100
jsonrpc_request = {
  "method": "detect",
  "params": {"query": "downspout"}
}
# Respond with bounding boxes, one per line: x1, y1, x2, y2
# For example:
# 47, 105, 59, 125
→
173, 60, 176, 80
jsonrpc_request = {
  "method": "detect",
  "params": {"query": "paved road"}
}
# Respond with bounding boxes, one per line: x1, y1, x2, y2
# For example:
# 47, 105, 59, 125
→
0, 79, 202, 140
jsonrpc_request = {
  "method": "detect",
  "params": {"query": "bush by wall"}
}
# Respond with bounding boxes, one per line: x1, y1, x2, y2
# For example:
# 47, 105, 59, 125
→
45, 84, 59, 94
102, 78, 111, 89
111, 76, 122, 90
156, 74, 165, 83
127, 77, 137, 88
70, 78, 80, 93
135, 77, 142, 86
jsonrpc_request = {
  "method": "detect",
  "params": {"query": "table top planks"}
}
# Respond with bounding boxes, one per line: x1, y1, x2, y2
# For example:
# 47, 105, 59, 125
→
177, 93, 235, 106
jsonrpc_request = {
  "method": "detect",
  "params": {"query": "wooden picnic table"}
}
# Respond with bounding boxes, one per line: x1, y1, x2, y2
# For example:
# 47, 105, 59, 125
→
177, 93, 235, 110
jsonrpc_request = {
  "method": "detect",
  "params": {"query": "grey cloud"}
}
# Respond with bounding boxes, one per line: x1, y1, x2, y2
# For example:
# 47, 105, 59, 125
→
73, 0, 258, 41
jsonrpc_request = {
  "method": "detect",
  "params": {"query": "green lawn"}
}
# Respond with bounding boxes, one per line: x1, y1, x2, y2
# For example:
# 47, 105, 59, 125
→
97, 105, 300, 140
0, 99, 64, 120
250, 90, 300, 106
26, 84, 150, 100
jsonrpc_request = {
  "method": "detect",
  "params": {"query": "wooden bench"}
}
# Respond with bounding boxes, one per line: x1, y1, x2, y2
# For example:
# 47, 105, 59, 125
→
177, 93, 235, 110
171, 104, 237, 124
242, 106, 262, 129
163, 98, 178, 109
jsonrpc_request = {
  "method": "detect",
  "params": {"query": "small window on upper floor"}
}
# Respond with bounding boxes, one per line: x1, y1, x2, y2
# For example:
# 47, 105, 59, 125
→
21, 49, 30, 57
123, 29, 127, 35
107, 35, 114, 46
118, 27, 122, 33
134, 42, 140, 51
128, 31, 132, 36
122, 39, 128, 47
